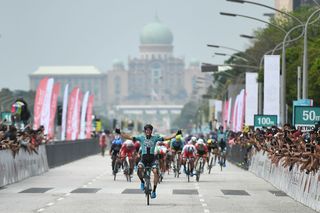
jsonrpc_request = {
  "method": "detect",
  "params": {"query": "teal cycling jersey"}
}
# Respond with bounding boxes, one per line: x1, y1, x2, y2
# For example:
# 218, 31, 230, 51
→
217, 131, 227, 143
135, 134, 164, 155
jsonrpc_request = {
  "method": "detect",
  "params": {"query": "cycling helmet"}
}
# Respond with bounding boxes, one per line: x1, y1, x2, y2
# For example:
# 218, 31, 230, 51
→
126, 140, 134, 148
207, 139, 212, 144
144, 124, 153, 131
197, 138, 204, 144
191, 136, 197, 142
175, 135, 182, 141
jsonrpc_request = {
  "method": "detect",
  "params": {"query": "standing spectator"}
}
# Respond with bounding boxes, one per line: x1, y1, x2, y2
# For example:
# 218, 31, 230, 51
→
99, 132, 107, 157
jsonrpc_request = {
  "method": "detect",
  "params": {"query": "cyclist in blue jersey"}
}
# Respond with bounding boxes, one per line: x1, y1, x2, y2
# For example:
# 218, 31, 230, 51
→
116, 124, 181, 199
109, 134, 123, 174
217, 125, 228, 167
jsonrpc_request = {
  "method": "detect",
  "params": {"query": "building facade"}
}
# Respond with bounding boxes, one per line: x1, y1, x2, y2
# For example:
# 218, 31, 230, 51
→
106, 16, 211, 131
29, 17, 211, 131
275, 0, 315, 11
29, 66, 107, 113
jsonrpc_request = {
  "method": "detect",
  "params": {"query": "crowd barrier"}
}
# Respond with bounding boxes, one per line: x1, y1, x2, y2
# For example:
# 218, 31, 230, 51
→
45, 138, 99, 168
0, 145, 49, 187
227, 144, 250, 170
249, 151, 320, 212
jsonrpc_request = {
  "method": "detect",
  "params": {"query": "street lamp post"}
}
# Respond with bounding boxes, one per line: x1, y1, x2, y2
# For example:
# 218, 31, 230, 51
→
220, 12, 287, 34
302, 8, 320, 99
214, 52, 249, 63
226, 0, 304, 125
240, 34, 256, 39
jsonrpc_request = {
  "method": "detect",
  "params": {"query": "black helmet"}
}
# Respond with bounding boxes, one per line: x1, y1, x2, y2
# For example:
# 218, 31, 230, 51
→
144, 124, 153, 131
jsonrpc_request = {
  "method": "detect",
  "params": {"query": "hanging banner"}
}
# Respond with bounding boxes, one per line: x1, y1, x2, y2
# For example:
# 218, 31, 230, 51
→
40, 78, 54, 135
61, 84, 69, 141
264, 55, 280, 122
33, 77, 48, 129
245, 73, 258, 126
79, 91, 89, 139
236, 89, 245, 132
66, 88, 79, 140
48, 83, 61, 140
86, 95, 94, 139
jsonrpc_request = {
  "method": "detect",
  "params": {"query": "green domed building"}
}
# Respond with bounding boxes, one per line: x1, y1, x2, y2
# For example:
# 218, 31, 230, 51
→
106, 16, 211, 130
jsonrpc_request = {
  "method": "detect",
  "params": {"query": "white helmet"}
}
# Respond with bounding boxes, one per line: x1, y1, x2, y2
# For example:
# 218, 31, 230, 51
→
197, 138, 204, 144
126, 140, 134, 148
191, 136, 197, 142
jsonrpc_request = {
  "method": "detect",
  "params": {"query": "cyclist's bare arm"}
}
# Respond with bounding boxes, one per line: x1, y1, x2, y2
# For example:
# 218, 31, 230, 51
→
120, 132, 134, 140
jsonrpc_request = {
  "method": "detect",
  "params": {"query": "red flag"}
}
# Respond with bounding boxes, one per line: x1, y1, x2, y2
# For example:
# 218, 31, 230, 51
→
86, 95, 94, 139
33, 77, 48, 129
48, 83, 61, 140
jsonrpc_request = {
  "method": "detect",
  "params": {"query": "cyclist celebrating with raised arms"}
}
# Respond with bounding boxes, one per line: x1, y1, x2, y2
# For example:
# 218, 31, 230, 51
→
115, 124, 181, 199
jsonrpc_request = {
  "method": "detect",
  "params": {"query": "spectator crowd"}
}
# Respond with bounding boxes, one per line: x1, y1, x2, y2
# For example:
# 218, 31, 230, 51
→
229, 123, 320, 175
0, 122, 48, 157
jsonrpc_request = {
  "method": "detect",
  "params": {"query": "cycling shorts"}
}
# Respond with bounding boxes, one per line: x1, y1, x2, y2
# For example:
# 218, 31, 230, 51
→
138, 154, 158, 169
183, 152, 195, 159
197, 150, 207, 158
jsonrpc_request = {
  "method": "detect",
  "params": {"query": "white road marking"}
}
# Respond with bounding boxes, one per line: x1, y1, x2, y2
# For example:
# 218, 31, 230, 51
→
65, 193, 71, 196
37, 209, 45, 212
46, 202, 54, 206
202, 203, 208, 207
199, 194, 203, 197
57, 197, 64, 201
88, 182, 92, 185
204, 209, 210, 213
200, 198, 205, 202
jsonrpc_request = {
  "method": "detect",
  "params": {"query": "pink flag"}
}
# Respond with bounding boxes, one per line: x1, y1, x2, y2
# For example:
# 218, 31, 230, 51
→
48, 83, 61, 140
33, 77, 48, 129
66, 88, 79, 140
86, 95, 94, 139
223, 100, 229, 130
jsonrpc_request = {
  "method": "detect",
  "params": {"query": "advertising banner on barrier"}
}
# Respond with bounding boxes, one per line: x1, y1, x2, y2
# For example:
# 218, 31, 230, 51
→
263, 55, 280, 123
48, 83, 60, 139
61, 84, 69, 141
33, 77, 48, 129
245, 73, 258, 126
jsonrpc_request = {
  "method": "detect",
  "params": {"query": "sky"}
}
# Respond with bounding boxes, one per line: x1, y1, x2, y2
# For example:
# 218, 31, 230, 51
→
0, 0, 274, 90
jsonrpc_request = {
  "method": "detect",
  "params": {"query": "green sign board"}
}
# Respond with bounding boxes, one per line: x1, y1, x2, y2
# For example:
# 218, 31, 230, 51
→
294, 106, 320, 131
254, 115, 278, 129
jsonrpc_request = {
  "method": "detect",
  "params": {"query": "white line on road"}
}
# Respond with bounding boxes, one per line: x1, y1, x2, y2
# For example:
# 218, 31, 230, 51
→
46, 202, 54, 206
202, 203, 208, 207
204, 209, 210, 213
57, 197, 64, 201
65, 193, 71, 196
88, 182, 92, 185
200, 199, 205, 202
37, 209, 45, 212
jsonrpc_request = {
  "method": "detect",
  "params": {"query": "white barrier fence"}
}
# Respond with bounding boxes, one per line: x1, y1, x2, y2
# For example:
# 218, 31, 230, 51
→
0, 145, 49, 187
249, 151, 320, 212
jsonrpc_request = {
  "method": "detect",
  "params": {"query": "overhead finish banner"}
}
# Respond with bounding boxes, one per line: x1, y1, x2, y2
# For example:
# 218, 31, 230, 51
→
245, 73, 258, 126
264, 55, 280, 121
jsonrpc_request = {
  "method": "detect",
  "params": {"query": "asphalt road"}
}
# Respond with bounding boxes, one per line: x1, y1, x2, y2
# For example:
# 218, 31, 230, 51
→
0, 154, 317, 213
